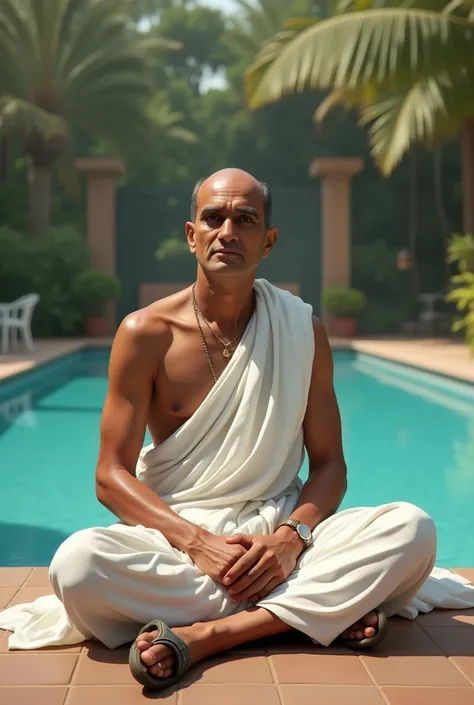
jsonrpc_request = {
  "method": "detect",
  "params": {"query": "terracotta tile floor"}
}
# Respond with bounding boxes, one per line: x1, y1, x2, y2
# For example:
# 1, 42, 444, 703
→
0, 568, 473, 705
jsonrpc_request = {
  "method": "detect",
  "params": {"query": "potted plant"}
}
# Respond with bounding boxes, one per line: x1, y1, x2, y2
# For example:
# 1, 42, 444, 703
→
72, 269, 122, 337
322, 286, 367, 337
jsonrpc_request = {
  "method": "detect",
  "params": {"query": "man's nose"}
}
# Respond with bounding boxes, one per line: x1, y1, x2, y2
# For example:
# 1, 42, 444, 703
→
219, 218, 237, 241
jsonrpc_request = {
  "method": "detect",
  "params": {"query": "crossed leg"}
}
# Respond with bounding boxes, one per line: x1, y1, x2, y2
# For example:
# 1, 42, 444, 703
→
137, 607, 380, 680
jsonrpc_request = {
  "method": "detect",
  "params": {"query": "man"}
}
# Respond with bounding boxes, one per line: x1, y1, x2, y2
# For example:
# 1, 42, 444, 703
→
3, 167, 470, 690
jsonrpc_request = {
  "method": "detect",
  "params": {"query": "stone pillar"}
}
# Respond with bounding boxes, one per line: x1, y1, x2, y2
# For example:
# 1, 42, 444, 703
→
76, 158, 125, 333
309, 157, 363, 322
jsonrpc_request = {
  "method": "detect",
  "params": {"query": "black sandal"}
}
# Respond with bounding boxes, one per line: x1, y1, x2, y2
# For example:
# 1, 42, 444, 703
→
129, 619, 191, 690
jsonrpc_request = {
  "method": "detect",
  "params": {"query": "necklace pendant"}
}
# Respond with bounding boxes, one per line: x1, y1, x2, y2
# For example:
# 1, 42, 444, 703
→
222, 347, 231, 358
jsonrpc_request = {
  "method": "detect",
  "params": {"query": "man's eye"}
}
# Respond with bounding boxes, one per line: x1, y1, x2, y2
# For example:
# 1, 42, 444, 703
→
240, 215, 252, 223
205, 214, 222, 225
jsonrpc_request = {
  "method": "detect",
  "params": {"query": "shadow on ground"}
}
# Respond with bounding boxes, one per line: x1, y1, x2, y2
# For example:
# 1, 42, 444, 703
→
0, 522, 68, 566
81, 616, 474, 698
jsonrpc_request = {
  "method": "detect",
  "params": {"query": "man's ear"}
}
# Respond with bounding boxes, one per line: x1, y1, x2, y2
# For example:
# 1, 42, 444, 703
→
185, 221, 196, 253
262, 227, 278, 259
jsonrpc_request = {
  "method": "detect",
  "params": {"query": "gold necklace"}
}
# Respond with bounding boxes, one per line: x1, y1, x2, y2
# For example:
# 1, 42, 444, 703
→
191, 283, 242, 359
192, 285, 218, 383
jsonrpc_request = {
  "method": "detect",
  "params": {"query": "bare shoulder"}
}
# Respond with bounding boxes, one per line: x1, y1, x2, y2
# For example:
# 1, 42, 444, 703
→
111, 287, 191, 368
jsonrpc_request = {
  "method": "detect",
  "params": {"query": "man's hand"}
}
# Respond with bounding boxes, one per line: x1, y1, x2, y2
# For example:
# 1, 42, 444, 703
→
188, 532, 248, 584
222, 529, 302, 603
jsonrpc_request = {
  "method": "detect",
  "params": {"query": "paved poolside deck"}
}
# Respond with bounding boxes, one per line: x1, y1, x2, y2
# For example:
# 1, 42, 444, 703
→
0, 568, 473, 704
0, 336, 473, 384
0, 338, 111, 381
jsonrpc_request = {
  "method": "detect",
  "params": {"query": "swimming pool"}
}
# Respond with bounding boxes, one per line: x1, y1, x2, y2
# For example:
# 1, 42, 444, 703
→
0, 349, 473, 567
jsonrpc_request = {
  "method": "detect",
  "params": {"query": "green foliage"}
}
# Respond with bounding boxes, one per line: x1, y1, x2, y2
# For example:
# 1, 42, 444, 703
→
0, 225, 89, 336
447, 233, 474, 273
72, 270, 122, 317
151, 2, 232, 92
0, 0, 167, 146
0, 0, 178, 232
446, 233, 474, 353
321, 286, 367, 317
352, 240, 402, 295
245, 1, 474, 175
359, 303, 413, 335
155, 234, 191, 262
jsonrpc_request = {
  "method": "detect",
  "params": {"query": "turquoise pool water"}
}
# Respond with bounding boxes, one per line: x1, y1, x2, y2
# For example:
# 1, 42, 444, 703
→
0, 349, 473, 567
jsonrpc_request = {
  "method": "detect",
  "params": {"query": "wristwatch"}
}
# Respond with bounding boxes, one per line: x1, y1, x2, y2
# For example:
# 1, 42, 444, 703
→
275, 519, 313, 549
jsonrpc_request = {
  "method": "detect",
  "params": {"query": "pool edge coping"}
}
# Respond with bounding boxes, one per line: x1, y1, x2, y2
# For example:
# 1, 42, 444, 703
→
0, 339, 113, 388
0, 336, 473, 388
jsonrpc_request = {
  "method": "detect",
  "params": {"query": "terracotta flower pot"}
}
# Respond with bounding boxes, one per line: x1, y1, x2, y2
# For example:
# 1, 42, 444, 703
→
331, 317, 359, 338
84, 316, 108, 337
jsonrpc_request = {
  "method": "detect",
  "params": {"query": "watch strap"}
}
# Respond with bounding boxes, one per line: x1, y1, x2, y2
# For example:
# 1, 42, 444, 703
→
275, 519, 312, 548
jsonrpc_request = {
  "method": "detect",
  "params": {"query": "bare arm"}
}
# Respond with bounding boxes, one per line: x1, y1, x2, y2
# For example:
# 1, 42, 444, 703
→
95, 314, 201, 554
276, 316, 347, 546
96, 313, 247, 579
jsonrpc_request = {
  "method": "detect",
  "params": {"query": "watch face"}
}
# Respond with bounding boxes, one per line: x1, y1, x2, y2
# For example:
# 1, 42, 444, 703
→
298, 524, 312, 540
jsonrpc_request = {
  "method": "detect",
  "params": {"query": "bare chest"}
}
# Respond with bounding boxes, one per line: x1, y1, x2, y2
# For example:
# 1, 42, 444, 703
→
147, 330, 233, 444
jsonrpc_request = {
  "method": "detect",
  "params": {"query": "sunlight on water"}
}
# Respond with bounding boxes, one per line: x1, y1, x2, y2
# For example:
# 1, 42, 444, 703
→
0, 350, 473, 566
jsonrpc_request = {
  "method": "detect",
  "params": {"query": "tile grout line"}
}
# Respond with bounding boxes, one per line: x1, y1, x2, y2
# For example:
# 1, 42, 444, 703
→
416, 621, 473, 664
20, 569, 34, 587
265, 654, 284, 705
62, 649, 84, 704
357, 655, 391, 705
4, 586, 20, 607
448, 657, 474, 687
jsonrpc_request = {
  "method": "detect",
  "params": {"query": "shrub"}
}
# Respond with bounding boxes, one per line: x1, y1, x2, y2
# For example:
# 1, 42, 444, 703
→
0, 225, 89, 336
446, 234, 474, 354
72, 269, 122, 317
321, 286, 367, 318
155, 234, 191, 262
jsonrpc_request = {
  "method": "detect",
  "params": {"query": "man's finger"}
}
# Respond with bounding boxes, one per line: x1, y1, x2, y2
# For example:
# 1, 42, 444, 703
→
223, 545, 261, 585
252, 576, 283, 603
227, 558, 268, 595
225, 534, 252, 548
232, 570, 274, 602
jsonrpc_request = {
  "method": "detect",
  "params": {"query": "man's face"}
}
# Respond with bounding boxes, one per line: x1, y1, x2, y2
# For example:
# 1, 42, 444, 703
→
185, 171, 277, 276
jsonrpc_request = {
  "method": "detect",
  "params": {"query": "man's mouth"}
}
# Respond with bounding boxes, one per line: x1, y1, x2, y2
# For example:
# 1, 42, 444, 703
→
213, 249, 242, 257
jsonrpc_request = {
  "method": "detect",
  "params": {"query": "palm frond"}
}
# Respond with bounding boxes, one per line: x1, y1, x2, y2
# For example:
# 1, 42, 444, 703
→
315, 84, 376, 121
0, 96, 67, 138
55, 0, 132, 79
246, 8, 474, 109
136, 36, 182, 53
245, 25, 317, 104
359, 71, 474, 173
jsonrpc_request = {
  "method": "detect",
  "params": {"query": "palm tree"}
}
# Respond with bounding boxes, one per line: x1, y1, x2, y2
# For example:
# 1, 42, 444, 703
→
225, 0, 318, 84
0, 0, 178, 236
245, 0, 474, 233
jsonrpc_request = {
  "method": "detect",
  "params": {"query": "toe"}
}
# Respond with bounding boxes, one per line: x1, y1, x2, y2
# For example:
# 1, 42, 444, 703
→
148, 654, 175, 679
364, 612, 379, 628
136, 631, 156, 651
141, 649, 159, 667
364, 627, 376, 638
160, 655, 174, 671
149, 662, 164, 678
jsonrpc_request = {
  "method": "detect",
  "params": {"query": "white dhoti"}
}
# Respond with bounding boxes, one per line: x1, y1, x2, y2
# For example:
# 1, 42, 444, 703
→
1, 280, 473, 650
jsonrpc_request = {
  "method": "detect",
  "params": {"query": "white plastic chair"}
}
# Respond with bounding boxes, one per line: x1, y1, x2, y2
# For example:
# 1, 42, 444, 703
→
0, 293, 40, 354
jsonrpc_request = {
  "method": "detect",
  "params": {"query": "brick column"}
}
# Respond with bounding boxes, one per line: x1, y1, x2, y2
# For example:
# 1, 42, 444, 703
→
76, 158, 125, 333
309, 158, 363, 321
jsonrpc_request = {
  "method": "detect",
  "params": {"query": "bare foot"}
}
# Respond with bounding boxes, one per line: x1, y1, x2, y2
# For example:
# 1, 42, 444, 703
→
136, 623, 213, 680
341, 611, 379, 641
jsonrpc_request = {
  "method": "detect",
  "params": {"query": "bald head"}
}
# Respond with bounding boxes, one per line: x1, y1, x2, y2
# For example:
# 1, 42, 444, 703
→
191, 169, 272, 228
